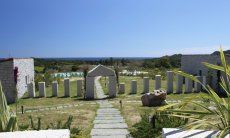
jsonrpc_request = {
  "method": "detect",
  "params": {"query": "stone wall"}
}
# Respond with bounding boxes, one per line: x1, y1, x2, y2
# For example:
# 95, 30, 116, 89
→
14, 58, 34, 98
0, 58, 34, 103
0, 60, 15, 103
181, 54, 230, 93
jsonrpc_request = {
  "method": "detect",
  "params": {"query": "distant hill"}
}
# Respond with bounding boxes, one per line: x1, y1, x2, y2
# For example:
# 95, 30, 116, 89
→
211, 50, 230, 55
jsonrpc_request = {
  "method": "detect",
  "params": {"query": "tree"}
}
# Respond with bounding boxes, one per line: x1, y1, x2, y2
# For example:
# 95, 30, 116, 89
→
114, 65, 120, 87
71, 65, 79, 72
81, 65, 89, 92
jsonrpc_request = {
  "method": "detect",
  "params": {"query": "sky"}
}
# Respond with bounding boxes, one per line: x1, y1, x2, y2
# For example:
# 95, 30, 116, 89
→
0, 0, 230, 58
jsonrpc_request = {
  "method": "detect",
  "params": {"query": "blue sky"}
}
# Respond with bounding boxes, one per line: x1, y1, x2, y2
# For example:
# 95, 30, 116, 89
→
0, 0, 229, 58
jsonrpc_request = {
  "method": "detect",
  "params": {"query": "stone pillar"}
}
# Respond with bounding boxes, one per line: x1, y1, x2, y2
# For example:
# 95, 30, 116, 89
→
194, 76, 202, 92
86, 76, 94, 99
52, 81, 58, 97
27, 82, 35, 98
167, 71, 173, 93
77, 79, 83, 97
64, 78, 70, 97
155, 75, 161, 90
202, 76, 207, 91
185, 77, 193, 93
176, 72, 183, 93
131, 80, 137, 94
109, 76, 117, 98
119, 83, 125, 94
143, 77, 149, 93
38, 82, 46, 97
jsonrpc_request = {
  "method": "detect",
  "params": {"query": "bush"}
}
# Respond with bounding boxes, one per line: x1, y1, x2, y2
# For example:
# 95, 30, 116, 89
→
130, 112, 187, 138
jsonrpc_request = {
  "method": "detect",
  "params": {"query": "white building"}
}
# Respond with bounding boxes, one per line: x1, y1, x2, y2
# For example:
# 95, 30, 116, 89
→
0, 58, 34, 103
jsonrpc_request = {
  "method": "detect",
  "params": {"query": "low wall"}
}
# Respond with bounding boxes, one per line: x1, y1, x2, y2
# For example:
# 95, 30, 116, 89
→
162, 128, 229, 138
0, 129, 70, 138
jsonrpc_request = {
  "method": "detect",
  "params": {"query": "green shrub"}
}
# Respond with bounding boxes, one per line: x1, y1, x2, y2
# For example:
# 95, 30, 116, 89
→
130, 112, 187, 138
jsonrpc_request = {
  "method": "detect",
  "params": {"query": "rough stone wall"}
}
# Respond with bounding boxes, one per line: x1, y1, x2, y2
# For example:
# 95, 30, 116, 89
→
13, 58, 34, 99
0, 60, 15, 103
181, 55, 220, 76
181, 54, 230, 93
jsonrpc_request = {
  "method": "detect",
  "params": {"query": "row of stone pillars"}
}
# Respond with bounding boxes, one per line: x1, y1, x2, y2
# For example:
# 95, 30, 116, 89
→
27, 78, 83, 98
85, 76, 117, 99
118, 71, 206, 94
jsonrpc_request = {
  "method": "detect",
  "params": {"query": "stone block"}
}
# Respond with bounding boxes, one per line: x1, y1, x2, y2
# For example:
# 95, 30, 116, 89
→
64, 78, 70, 97
185, 77, 193, 93
155, 75, 161, 90
27, 82, 35, 98
143, 77, 149, 93
38, 82, 46, 97
86, 77, 94, 99
175, 72, 183, 93
119, 83, 125, 94
52, 81, 58, 97
194, 76, 202, 92
109, 76, 117, 98
167, 71, 173, 93
130, 80, 137, 94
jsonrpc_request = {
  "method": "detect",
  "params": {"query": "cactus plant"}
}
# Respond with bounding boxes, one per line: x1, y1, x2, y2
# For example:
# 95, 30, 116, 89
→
0, 82, 18, 132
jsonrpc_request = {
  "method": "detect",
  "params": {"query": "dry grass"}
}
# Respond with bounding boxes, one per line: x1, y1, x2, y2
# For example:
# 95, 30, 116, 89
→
8, 77, 98, 138
17, 103, 98, 138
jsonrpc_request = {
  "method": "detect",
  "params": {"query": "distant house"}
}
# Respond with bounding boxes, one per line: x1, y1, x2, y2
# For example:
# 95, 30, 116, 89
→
181, 54, 230, 95
0, 58, 34, 103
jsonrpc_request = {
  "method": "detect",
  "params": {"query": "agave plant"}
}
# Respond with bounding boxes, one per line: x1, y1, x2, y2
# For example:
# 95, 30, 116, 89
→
158, 48, 230, 137
0, 82, 18, 132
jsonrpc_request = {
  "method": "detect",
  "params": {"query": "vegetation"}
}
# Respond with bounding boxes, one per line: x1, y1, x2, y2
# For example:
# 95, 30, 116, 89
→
0, 82, 18, 132
130, 112, 187, 138
158, 49, 230, 137
18, 115, 81, 137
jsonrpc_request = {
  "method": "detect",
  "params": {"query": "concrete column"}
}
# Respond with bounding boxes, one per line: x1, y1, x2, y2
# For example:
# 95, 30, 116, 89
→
38, 82, 46, 97
176, 72, 183, 93
52, 81, 58, 97
77, 79, 83, 97
167, 71, 173, 93
109, 76, 117, 98
155, 75, 161, 90
143, 77, 149, 93
131, 80, 137, 94
27, 82, 35, 98
119, 83, 125, 94
185, 77, 193, 93
64, 78, 70, 97
194, 76, 202, 92
86, 76, 94, 99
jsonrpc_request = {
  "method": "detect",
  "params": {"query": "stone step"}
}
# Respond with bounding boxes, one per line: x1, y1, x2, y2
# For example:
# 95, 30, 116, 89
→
97, 110, 119, 113
97, 112, 121, 115
92, 135, 128, 138
91, 129, 129, 136
94, 123, 128, 129
97, 114, 122, 117
98, 108, 118, 111
95, 116, 123, 120
94, 119, 124, 124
